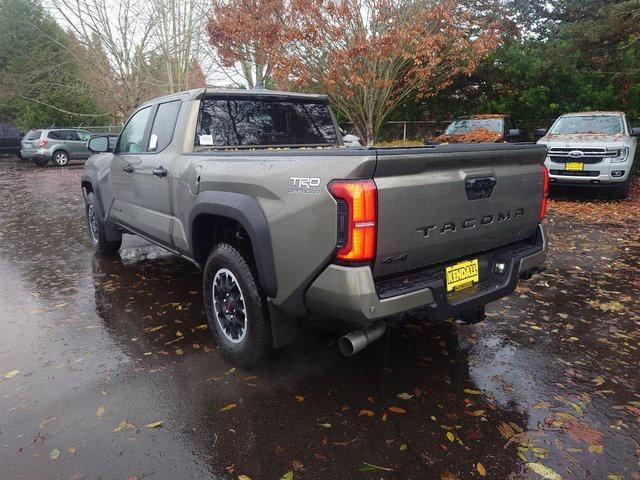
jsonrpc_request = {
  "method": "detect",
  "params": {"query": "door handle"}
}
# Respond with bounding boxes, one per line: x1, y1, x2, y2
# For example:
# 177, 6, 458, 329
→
122, 164, 134, 173
152, 166, 168, 178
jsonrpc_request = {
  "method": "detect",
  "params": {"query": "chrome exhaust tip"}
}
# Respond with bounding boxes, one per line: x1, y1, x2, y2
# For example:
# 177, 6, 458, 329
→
338, 322, 387, 356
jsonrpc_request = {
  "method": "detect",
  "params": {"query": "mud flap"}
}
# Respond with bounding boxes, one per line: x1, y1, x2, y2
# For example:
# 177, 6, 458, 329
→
268, 302, 302, 348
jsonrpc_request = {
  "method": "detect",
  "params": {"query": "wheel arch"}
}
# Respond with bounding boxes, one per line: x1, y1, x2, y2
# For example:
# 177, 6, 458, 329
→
189, 191, 278, 299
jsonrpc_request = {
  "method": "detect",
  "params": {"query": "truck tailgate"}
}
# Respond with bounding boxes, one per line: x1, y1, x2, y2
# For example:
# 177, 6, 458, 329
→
373, 144, 547, 278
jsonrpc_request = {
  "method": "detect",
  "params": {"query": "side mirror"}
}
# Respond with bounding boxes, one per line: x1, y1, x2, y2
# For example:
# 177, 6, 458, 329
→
433, 129, 443, 137
88, 136, 111, 153
630, 127, 640, 137
534, 128, 547, 137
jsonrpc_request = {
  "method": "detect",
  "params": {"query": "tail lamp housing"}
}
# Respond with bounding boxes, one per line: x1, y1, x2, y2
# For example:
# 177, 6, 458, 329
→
328, 179, 377, 263
540, 165, 549, 220
37, 138, 48, 148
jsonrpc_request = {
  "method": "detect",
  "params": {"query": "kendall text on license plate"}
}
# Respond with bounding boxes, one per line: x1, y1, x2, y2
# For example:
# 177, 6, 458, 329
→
565, 162, 584, 171
446, 259, 480, 293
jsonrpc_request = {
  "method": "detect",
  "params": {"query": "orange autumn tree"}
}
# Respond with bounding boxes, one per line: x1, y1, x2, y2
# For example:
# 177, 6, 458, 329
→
207, 0, 297, 88
208, 0, 504, 144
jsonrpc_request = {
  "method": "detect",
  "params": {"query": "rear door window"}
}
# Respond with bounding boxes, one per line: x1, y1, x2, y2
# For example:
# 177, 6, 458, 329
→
148, 100, 181, 152
48, 131, 63, 140
195, 97, 338, 147
64, 130, 81, 141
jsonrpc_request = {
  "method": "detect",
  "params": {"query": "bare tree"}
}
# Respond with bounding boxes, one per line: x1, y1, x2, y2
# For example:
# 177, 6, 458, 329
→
49, 0, 207, 119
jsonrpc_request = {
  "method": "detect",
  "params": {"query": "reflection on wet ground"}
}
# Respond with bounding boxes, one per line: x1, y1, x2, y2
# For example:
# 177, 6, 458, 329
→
0, 159, 638, 480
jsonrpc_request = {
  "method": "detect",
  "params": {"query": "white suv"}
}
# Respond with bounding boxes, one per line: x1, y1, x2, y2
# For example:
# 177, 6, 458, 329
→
537, 112, 639, 199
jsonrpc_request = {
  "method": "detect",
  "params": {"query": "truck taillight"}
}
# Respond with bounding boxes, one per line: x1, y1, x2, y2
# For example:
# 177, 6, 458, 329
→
37, 138, 48, 148
540, 165, 549, 220
328, 179, 377, 262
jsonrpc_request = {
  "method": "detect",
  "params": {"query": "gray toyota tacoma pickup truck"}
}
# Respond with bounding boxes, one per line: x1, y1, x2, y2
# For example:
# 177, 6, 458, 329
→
82, 88, 549, 366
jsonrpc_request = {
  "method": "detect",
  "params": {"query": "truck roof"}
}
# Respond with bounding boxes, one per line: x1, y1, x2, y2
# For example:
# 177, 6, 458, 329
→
139, 87, 330, 108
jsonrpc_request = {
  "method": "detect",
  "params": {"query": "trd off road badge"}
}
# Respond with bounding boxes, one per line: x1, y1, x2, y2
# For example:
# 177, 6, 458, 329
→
288, 177, 321, 194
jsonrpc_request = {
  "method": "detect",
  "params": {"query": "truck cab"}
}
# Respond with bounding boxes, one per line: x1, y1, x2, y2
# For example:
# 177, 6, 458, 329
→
537, 112, 639, 199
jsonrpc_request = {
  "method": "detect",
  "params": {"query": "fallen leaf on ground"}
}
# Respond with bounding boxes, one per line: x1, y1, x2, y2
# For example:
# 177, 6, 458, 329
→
96, 405, 106, 417
280, 471, 293, 480
397, 393, 413, 400
237, 476, 252, 480
145, 421, 164, 429
143, 325, 166, 333
476, 463, 486, 476
295, 395, 304, 403
388, 406, 406, 414
589, 444, 604, 454
318, 423, 332, 428
4, 369, 20, 379
446, 432, 455, 442
464, 389, 481, 395
49, 448, 61, 460
39, 416, 56, 430
113, 420, 136, 432
359, 409, 375, 417
220, 403, 237, 412
526, 462, 562, 480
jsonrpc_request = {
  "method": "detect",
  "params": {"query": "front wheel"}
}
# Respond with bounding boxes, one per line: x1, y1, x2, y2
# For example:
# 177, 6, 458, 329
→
85, 192, 122, 254
203, 243, 274, 367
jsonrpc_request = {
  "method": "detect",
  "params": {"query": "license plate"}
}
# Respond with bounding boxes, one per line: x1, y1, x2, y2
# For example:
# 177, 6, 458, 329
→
565, 162, 584, 171
445, 259, 479, 293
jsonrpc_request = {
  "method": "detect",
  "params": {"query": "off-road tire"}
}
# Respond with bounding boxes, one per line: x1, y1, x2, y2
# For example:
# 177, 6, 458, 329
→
85, 192, 122, 254
203, 243, 274, 367
53, 150, 70, 167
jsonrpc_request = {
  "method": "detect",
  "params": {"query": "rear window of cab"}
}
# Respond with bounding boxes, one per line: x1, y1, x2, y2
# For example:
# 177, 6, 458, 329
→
195, 97, 338, 148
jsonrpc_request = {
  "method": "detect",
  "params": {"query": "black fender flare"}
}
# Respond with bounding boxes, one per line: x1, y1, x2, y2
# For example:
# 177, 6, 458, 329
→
188, 191, 278, 298
81, 172, 106, 218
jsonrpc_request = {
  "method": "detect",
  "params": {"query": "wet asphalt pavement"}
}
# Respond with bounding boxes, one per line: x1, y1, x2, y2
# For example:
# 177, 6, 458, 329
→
0, 157, 639, 480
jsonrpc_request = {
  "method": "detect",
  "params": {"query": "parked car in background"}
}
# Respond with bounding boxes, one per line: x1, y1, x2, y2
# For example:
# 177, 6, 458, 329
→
0, 123, 24, 157
432, 115, 524, 144
21, 128, 92, 166
537, 112, 639, 199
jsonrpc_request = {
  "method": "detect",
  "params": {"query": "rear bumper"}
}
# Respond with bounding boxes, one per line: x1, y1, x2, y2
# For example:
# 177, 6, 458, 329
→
20, 148, 48, 160
305, 225, 547, 324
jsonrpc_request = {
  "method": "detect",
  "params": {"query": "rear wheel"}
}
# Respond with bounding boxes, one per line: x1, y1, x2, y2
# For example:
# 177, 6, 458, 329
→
52, 150, 70, 167
85, 192, 122, 254
203, 243, 273, 367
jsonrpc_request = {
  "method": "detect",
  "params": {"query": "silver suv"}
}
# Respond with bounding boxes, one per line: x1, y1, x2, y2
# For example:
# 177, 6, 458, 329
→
21, 129, 93, 166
